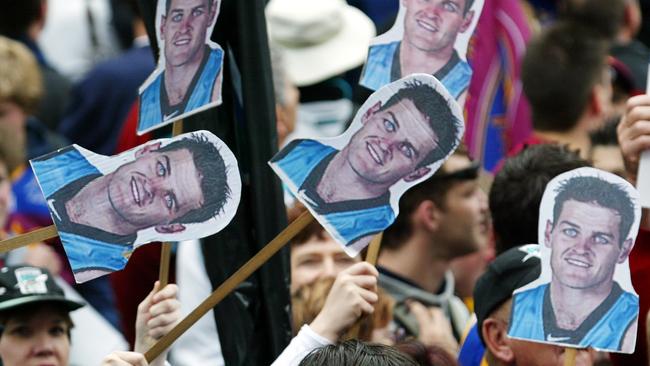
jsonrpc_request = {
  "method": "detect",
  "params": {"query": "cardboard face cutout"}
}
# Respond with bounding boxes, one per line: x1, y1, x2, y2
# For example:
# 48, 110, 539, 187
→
270, 73, 464, 256
137, 0, 224, 135
30, 130, 241, 283
508, 167, 641, 353
359, 0, 484, 102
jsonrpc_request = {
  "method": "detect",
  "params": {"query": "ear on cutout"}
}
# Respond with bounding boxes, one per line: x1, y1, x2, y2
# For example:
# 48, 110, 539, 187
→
618, 238, 634, 264
361, 101, 382, 124
155, 223, 186, 234
460, 10, 475, 32
544, 220, 553, 248
403, 166, 431, 183
135, 142, 162, 158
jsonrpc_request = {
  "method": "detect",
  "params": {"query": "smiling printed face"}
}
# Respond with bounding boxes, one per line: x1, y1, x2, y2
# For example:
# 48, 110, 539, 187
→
546, 200, 630, 291
402, 0, 474, 53
344, 99, 438, 186
106, 147, 204, 230
161, 0, 216, 67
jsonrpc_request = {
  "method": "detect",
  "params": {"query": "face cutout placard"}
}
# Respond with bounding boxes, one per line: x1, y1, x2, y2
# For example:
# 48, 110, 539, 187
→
30, 130, 241, 283
508, 167, 641, 353
137, 0, 224, 135
359, 0, 484, 102
270, 73, 464, 256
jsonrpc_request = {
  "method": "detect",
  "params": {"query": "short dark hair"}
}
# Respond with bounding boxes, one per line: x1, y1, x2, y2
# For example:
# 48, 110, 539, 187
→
490, 144, 589, 255
299, 340, 418, 366
380, 80, 461, 168
382, 150, 474, 250
463, 0, 476, 14
0, 302, 74, 340
0, 0, 42, 39
552, 175, 635, 247
156, 132, 231, 225
522, 22, 609, 132
166, 0, 214, 14
559, 0, 626, 40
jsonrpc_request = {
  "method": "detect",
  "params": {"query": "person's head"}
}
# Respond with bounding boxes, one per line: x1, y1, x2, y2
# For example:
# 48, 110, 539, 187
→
559, 0, 626, 40
106, 133, 230, 234
401, 0, 475, 53
490, 144, 589, 255
0, 265, 84, 366
270, 44, 299, 146
161, 0, 218, 67
522, 22, 612, 133
475, 245, 595, 366
345, 80, 461, 188
0, 0, 45, 40
0, 36, 42, 172
288, 204, 360, 294
299, 339, 418, 366
394, 340, 459, 366
382, 150, 488, 260
546, 175, 635, 291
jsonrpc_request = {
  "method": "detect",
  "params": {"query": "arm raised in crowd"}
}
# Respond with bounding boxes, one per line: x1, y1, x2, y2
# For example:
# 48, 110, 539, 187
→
618, 94, 650, 229
102, 282, 180, 366
272, 262, 379, 365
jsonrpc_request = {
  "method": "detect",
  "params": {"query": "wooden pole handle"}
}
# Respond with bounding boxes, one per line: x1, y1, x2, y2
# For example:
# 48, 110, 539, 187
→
144, 210, 314, 361
0, 225, 58, 253
364, 232, 383, 265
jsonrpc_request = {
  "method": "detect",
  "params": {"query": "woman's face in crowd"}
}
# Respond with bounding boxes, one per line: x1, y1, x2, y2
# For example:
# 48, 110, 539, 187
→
0, 307, 71, 366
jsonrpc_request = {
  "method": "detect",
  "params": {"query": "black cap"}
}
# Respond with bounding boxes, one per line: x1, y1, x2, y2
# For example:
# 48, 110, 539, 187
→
0, 266, 84, 312
473, 244, 541, 344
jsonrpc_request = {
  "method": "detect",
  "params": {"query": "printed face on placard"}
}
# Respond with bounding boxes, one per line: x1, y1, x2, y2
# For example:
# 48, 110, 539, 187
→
30, 130, 241, 283
137, 0, 224, 135
269, 73, 464, 256
359, 0, 484, 102
508, 167, 641, 353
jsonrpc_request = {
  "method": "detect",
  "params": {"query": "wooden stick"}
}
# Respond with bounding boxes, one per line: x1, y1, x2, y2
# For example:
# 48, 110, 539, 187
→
144, 210, 315, 362
158, 120, 184, 289
364, 232, 383, 265
0, 225, 58, 253
563, 348, 576, 366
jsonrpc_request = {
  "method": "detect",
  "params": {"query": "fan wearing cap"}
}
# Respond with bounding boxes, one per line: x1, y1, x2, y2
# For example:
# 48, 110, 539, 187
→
0, 265, 84, 366
138, 0, 223, 132
0, 265, 180, 366
360, 0, 475, 100
475, 245, 595, 366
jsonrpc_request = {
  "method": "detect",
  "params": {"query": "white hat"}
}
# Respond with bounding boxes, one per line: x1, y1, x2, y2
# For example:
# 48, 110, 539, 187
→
266, 0, 376, 87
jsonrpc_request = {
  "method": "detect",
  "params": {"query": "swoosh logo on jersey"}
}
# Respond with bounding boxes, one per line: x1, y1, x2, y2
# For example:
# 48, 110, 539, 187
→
163, 111, 179, 120
546, 334, 570, 342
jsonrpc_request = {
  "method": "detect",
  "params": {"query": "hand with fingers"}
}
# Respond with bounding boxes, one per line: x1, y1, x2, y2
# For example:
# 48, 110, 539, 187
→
101, 351, 148, 366
134, 281, 181, 366
407, 300, 459, 356
309, 261, 379, 342
618, 94, 650, 185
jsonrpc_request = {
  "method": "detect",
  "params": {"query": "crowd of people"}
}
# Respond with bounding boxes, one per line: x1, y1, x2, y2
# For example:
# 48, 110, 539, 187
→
2, 0, 650, 365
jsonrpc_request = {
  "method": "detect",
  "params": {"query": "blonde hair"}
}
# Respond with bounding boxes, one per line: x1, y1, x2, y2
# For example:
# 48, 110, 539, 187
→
292, 277, 394, 341
0, 36, 42, 113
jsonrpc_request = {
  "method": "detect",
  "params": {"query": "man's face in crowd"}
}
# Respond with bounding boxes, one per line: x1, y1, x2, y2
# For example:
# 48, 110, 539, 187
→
485, 300, 595, 366
107, 145, 205, 231
0, 100, 27, 173
402, 0, 474, 53
436, 155, 489, 257
346, 99, 437, 186
546, 200, 630, 290
0, 161, 12, 229
0, 308, 71, 366
161, 0, 215, 67
291, 232, 360, 294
